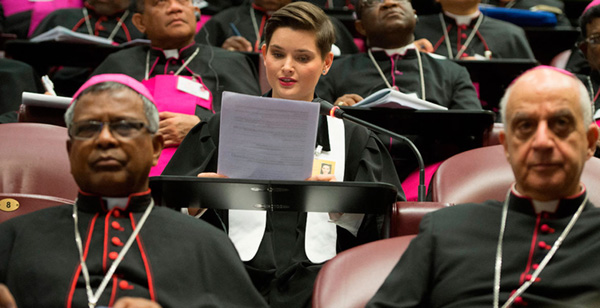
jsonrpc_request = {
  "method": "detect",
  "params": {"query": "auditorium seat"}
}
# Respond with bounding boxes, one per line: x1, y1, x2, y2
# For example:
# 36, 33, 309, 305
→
390, 201, 450, 237
312, 235, 416, 308
0, 123, 77, 223
429, 144, 600, 205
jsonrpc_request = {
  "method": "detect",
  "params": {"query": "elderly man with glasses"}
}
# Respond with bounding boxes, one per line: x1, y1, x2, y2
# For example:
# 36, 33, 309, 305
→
0, 74, 267, 308
578, 0, 600, 123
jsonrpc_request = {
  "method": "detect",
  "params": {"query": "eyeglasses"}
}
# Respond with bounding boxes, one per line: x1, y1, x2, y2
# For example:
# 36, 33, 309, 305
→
585, 35, 600, 45
360, 0, 408, 8
69, 120, 153, 140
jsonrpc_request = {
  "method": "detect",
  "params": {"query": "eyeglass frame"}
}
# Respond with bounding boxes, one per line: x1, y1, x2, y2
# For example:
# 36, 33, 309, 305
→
583, 34, 600, 46
68, 120, 156, 140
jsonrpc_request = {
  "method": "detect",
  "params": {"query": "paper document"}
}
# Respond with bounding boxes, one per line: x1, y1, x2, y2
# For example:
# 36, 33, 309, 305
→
31, 26, 114, 45
22, 92, 71, 109
354, 88, 448, 110
217, 91, 320, 181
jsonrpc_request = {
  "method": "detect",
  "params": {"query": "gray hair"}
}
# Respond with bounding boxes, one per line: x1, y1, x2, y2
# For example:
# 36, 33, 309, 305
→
499, 73, 593, 128
65, 82, 159, 134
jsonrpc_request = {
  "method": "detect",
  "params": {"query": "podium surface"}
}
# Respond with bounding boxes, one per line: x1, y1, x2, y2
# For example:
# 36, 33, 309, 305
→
150, 176, 398, 214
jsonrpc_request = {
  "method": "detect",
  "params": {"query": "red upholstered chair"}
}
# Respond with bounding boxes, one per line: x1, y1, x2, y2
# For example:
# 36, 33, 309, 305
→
0, 123, 77, 223
312, 235, 416, 308
429, 144, 600, 205
390, 201, 450, 237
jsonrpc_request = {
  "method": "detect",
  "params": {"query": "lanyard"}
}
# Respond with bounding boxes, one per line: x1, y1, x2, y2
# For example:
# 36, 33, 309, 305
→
82, 8, 129, 42
587, 76, 600, 104
72, 199, 154, 308
250, 6, 267, 52
492, 189, 587, 308
440, 13, 485, 60
144, 47, 201, 80
367, 48, 426, 101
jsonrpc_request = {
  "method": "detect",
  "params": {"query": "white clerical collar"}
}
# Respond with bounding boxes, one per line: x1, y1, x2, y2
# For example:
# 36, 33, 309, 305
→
103, 197, 130, 210
531, 199, 560, 214
444, 10, 481, 26
162, 49, 179, 60
511, 184, 588, 214
371, 43, 416, 57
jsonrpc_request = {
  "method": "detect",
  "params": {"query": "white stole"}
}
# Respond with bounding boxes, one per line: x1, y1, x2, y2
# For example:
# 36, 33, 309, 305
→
227, 115, 346, 263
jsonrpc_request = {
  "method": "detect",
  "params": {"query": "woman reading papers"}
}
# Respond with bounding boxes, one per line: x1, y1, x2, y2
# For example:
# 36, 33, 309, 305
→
163, 2, 404, 307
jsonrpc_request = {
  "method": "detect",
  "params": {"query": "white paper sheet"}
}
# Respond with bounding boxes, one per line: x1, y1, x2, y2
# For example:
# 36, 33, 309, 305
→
217, 91, 319, 181
22, 92, 71, 109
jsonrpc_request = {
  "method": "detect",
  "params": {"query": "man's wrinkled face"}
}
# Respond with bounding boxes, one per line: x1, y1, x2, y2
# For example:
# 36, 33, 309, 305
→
356, 0, 415, 38
67, 89, 162, 197
133, 0, 198, 48
500, 70, 598, 201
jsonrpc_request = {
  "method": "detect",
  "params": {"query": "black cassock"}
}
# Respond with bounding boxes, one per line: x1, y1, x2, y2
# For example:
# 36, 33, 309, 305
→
0, 192, 268, 308
195, 2, 358, 55
92, 43, 261, 121
28, 5, 144, 96
162, 96, 404, 308
415, 13, 534, 60
0, 58, 41, 121
315, 49, 482, 178
367, 191, 600, 307
315, 49, 482, 110
31, 5, 142, 43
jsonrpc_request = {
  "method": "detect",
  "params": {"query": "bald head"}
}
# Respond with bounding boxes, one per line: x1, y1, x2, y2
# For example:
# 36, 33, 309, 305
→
498, 66, 599, 200
500, 67, 592, 128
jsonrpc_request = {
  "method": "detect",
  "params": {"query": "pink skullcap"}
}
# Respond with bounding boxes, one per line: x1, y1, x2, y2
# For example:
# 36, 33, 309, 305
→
584, 0, 600, 13
509, 65, 575, 86
71, 74, 155, 105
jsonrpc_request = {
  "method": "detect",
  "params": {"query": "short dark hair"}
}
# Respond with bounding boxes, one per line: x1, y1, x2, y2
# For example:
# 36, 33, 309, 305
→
580, 5, 600, 38
263, 2, 335, 59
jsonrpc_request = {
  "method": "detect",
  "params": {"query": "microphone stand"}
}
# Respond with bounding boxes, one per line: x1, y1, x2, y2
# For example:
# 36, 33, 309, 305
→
328, 106, 427, 201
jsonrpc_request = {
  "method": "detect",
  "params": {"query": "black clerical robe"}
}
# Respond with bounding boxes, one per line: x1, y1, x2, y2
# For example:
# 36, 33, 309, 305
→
91, 43, 261, 121
315, 49, 482, 110
28, 4, 144, 96
414, 13, 535, 60
31, 4, 142, 43
0, 191, 268, 308
0, 58, 41, 116
316, 49, 481, 179
162, 96, 404, 308
196, 2, 358, 54
368, 190, 600, 307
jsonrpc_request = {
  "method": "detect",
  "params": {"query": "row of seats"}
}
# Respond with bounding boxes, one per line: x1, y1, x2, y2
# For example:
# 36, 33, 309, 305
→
315, 147, 600, 308
5, 122, 600, 226
4, 122, 600, 308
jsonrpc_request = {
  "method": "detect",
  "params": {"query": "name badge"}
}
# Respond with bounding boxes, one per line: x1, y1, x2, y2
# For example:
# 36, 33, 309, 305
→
177, 77, 210, 100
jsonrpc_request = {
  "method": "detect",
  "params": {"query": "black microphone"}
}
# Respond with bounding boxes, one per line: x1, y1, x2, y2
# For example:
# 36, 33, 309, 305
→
319, 100, 426, 202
